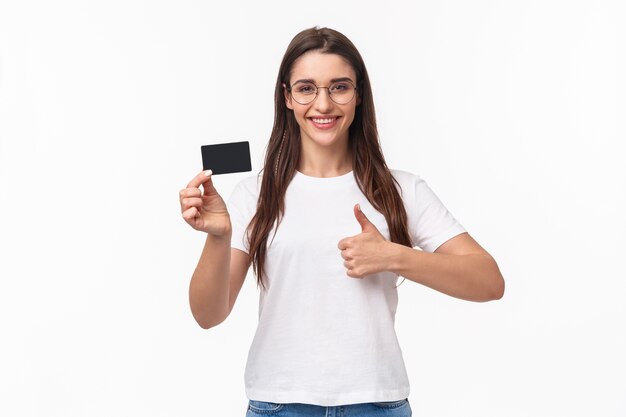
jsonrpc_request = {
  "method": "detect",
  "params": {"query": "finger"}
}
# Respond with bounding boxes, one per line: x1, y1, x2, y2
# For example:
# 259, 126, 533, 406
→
181, 197, 203, 212
186, 169, 214, 190
179, 188, 203, 201
182, 206, 199, 222
346, 269, 364, 279
201, 179, 216, 197
354, 203, 375, 232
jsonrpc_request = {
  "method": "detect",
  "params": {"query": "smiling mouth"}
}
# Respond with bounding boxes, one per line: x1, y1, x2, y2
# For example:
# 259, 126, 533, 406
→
310, 117, 336, 124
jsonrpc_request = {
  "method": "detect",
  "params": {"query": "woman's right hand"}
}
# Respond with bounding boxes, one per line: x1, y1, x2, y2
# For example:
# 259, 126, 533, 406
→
179, 170, 232, 236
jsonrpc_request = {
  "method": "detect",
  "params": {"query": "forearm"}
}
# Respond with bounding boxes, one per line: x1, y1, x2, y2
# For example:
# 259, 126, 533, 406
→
387, 243, 504, 302
189, 230, 232, 328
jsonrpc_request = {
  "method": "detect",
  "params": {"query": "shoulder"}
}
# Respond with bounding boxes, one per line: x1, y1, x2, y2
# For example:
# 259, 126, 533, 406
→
388, 168, 425, 196
227, 172, 263, 206
389, 168, 423, 183
233, 172, 263, 194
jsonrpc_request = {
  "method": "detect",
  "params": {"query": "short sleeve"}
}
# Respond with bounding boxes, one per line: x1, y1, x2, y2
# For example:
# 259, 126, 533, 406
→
393, 170, 466, 253
226, 175, 260, 254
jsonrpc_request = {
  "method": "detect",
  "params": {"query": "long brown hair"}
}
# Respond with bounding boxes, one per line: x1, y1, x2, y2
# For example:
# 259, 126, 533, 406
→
247, 27, 412, 289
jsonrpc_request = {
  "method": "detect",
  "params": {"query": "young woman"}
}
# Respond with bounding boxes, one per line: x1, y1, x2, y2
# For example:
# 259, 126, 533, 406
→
179, 26, 504, 417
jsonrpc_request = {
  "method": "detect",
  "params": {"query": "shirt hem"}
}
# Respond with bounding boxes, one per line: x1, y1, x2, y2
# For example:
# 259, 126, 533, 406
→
245, 386, 411, 407
422, 225, 466, 253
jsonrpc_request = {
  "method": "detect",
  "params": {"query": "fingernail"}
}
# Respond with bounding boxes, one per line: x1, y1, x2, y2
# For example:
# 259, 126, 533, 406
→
204, 169, 212, 176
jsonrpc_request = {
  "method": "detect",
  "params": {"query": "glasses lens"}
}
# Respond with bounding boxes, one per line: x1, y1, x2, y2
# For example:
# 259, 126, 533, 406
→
291, 82, 317, 105
289, 81, 356, 105
328, 81, 356, 104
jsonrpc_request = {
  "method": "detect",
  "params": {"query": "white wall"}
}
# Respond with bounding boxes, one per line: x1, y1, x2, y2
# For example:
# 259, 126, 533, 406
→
1, 1, 624, 416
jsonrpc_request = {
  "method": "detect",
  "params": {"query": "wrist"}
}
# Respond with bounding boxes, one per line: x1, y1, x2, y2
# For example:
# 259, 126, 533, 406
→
207, 227, 232, 242
385, 241, 406, 275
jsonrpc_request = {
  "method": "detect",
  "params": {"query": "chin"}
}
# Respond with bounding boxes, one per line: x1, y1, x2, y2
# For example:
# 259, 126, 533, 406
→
304, 132, 348, 147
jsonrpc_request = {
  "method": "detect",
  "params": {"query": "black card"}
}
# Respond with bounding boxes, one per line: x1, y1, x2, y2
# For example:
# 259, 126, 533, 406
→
201, 141, 252, 175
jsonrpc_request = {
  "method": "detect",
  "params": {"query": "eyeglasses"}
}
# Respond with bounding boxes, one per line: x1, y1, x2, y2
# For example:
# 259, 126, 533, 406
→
287, 80, 357, 105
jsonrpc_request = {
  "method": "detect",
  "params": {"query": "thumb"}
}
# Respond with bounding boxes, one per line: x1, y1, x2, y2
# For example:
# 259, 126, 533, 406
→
354, 204, 375, 232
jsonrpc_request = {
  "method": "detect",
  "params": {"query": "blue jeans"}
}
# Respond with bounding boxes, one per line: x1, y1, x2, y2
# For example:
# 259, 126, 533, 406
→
246, 398, 411, 416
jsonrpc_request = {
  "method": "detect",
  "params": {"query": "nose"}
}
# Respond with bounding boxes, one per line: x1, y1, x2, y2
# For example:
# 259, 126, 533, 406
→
314, 87, 333, 112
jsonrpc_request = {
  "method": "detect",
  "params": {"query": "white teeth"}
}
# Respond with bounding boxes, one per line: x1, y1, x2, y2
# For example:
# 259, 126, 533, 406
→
311, 118, 335, 124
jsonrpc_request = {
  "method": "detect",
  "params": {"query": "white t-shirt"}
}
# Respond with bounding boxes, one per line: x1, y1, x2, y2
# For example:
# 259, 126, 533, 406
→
226, 168, 465, 406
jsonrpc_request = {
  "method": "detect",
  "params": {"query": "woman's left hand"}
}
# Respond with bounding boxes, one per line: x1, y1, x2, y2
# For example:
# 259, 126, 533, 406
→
337, 204, 394, 278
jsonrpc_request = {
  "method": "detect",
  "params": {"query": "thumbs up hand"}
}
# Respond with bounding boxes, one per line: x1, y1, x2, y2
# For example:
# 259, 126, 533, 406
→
337, 204, 393, 279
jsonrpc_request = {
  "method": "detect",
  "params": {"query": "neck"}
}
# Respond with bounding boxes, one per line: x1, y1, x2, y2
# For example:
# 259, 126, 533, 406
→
298, 138, 352, 178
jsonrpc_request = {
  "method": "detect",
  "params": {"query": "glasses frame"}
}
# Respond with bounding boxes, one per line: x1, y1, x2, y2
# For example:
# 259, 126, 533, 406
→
286, 80, 358, 105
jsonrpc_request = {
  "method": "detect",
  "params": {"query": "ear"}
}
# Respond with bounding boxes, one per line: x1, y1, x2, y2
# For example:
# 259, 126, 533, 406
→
283, 83, 293, 110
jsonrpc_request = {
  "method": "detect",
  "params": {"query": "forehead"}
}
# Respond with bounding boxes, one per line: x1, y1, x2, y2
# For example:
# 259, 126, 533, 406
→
289, 51, 356, 83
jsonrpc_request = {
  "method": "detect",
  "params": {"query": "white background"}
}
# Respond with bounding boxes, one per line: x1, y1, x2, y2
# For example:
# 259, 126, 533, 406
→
1, 1, 624, 416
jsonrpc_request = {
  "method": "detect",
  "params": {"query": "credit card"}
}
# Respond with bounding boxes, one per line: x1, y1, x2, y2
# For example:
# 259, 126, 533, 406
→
201, 141, 252, 175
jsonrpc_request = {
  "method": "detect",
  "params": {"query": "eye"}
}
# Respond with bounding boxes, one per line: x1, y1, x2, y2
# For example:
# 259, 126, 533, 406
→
294, 83, 316, 94
330, 82, 351, 92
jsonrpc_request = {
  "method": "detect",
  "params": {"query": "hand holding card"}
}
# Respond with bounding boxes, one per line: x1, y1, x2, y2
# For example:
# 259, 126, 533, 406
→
201, 141, 252, 175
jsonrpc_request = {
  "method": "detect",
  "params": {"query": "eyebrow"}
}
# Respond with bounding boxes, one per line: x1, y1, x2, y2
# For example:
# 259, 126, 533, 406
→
291, 77, 355, 85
